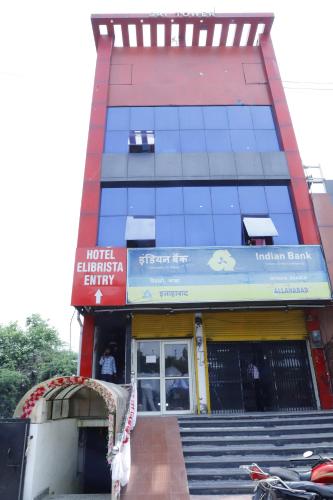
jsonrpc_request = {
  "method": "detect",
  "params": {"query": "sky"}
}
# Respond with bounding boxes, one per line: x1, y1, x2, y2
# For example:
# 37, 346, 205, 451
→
1, 0, 333, 352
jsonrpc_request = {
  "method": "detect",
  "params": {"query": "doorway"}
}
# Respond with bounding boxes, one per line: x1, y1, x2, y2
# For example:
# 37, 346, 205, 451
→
134, 339, 193, 414
83, 428, 111, 493
207, 341, 317, 413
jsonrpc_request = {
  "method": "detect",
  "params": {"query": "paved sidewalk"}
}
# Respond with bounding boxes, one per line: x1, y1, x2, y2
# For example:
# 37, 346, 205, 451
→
190, 496, 252, 499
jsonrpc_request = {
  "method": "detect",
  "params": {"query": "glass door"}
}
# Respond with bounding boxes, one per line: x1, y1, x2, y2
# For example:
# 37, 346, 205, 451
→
163, 341, 191, 413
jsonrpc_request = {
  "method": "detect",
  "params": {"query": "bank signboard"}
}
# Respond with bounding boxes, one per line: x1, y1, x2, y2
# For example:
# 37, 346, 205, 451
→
127, 246, 331, 304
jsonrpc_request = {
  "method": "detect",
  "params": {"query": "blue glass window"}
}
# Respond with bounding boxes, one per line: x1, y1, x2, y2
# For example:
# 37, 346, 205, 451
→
156, 216, 186, 247
180, 130, 206, 152
227, 106, 253, 129
183, 187, 212, 214
271, 214, 299, 244
106, 107, 130, 131
156, 187, 183, 215
251, 106, 275, 129
205, 130, 232, 152
97, 216, 126, 246
104, 131, 129, 153
155, 131, 181, 153
203, 106, 228, 129
213, 215, 242, 245
254, 130, 280, 152
155, 107, 179, 130
100, 188, 127, 216
128, 188, 155, 216
130, 107, 154, 130
265, 186, 292, 213
230, 130, 256, 152
238, 186, 268, 214
179, 106, 204, 129
185, 215, 215, 246
211, 186, 240, 214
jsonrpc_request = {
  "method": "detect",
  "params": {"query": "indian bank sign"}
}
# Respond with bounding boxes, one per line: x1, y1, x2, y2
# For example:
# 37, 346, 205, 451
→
71, 248, 126, 306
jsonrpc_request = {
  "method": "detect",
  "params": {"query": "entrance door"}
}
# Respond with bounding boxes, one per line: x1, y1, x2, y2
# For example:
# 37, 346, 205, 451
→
135, 340, 193, 414
207, 341, 316, 413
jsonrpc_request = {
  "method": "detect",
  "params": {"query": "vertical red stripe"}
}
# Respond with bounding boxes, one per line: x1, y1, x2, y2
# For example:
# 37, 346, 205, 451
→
80, 315, 95, 377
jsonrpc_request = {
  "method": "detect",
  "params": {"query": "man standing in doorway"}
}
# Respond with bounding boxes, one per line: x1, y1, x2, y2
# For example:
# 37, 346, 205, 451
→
99, 348, 117, 383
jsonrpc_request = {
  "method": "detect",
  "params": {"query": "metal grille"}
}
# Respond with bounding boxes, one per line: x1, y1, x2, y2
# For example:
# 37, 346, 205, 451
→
207, 341, 316, 413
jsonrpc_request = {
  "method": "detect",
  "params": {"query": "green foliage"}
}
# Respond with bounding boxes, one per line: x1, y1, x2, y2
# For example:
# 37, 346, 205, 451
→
0, 314, 77, 418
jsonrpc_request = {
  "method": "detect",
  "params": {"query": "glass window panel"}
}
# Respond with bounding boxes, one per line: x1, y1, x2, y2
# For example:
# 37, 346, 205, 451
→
125, 216, 155, 240
205, 130, 232, 152
97, 216, 126, 246
100, 188, 127, 216
137, 341, 160, 377
254, 130, 280, 152
179, 106, 204, 129
180, 130, 206, 152
156, 187, 183, 214
238, 186, 268, 214
185, 215, 215, 246
130, 107, 154, 130
156, 216, 186, 247
128, 188, 155, 216
203, 106, 228, 129
213, 215, 242, 245
138, 379, 160, 412
155, 107, 179, 130
155, 130, 181, 153
230, 130, 256, 152
227, 106, 253, 129
183, 187, 212, 214
251, 106, 275, 129
271, 214, 299, 244
165, 379, 189, 411
265, 186, 293, 213
104, 131, 129, 153
211, 186, 240, 214
106, 107, 130, 131
164, 344, 189, 376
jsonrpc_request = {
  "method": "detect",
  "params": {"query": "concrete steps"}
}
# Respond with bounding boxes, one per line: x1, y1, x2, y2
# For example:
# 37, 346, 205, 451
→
179, 411, 333, 496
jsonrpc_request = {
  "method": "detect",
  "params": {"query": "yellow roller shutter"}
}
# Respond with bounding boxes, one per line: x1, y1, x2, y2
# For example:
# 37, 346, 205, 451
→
132, 313, 194, 339
203, 310, 307, 341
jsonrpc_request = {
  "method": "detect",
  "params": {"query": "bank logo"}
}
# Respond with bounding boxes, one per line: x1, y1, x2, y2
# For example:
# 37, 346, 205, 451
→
143, 290, 152, 299
208, 250, 236, 272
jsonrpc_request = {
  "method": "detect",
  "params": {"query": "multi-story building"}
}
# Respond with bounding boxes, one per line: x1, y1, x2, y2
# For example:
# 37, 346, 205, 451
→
72, 12, 333, 417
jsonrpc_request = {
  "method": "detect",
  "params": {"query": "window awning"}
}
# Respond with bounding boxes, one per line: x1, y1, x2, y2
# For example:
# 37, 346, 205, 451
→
243, 217, 278, 237
125, 216, 156, 240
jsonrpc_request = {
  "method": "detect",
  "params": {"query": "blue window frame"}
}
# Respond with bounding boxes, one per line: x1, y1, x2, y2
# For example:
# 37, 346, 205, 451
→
205, 130, 232, 152
106, 107, 130, 131
265, 186, 292, 213
97, 216, 127, 246
271, 213, 299, 244
183, 187, 212, 214
155, 107, 179, 130
128, 188, 155, 216
213, 215, 242, 245
180, 130, 206, 152
104, 131, 129, 153
156, 215, 186, 247
203, 106, 229, 129
230, 130, 256, 152
211, 186, 240, 214
155, 131, 181, 153
156, 187, 183, 215
179, 106, 204, 129
185, 215, 215, 246
100, 188, 127, 216
250, 106, 275, 129
130, 107, 154, 130
238, 186, 268, 214
254, 130, 280, 152
227, 106, 253, 129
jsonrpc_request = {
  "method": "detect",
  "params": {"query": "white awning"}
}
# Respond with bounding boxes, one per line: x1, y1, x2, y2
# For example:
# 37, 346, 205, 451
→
243, 217, 278, 237
125, 216, 155, 240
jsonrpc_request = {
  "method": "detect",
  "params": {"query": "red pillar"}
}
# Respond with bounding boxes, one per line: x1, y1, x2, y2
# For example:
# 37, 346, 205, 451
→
80, 315, 95, 377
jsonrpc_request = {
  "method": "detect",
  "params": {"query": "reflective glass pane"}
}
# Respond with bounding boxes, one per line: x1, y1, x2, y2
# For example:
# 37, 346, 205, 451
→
106, 107, 130, 131
180, 130, 206, 152
238, 186, 268, 214
254, 130, 280, 152
203, 106, 228, 129
185, 215, 214, 246
183, 187, 212, 214
211, 187, 240, 214
205, 130, 232, 152
138, 379, 160, 412
130, 107, 154, 130
164, 343, 189, 376
165, 379, 189, 411
156, 216, 185, 247
97, 216, 126, 247
137, 341, 160, 377
251, 106, 275, 129
104, 131, 129, 153
156, 187, 183, 214
179, 106, 204, 129
155, 107, 179, 130
230, 130, 256, 152
213, 215, 242, 245
265, 186, 292, 213
100, 188, 127, 216
128, 188, 155, 216
227, 106, 253, 129
155, 131, 181, 153
271, 213, 299, 244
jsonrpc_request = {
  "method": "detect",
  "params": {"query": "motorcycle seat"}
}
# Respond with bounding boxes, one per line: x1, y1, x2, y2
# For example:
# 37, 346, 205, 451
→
287, 481, 333, 498
268, 467, 302, 481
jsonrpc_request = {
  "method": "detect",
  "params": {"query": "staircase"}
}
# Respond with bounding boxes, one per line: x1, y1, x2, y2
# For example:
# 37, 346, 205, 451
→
179, 411, 333, 496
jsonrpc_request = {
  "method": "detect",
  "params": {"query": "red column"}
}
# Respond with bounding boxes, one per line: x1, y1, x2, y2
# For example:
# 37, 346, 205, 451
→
260, 34, 320, 245
80, 315, 95, 377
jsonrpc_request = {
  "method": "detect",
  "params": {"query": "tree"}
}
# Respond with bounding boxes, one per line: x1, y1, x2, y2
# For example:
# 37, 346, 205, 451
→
0, 314, 77, 418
